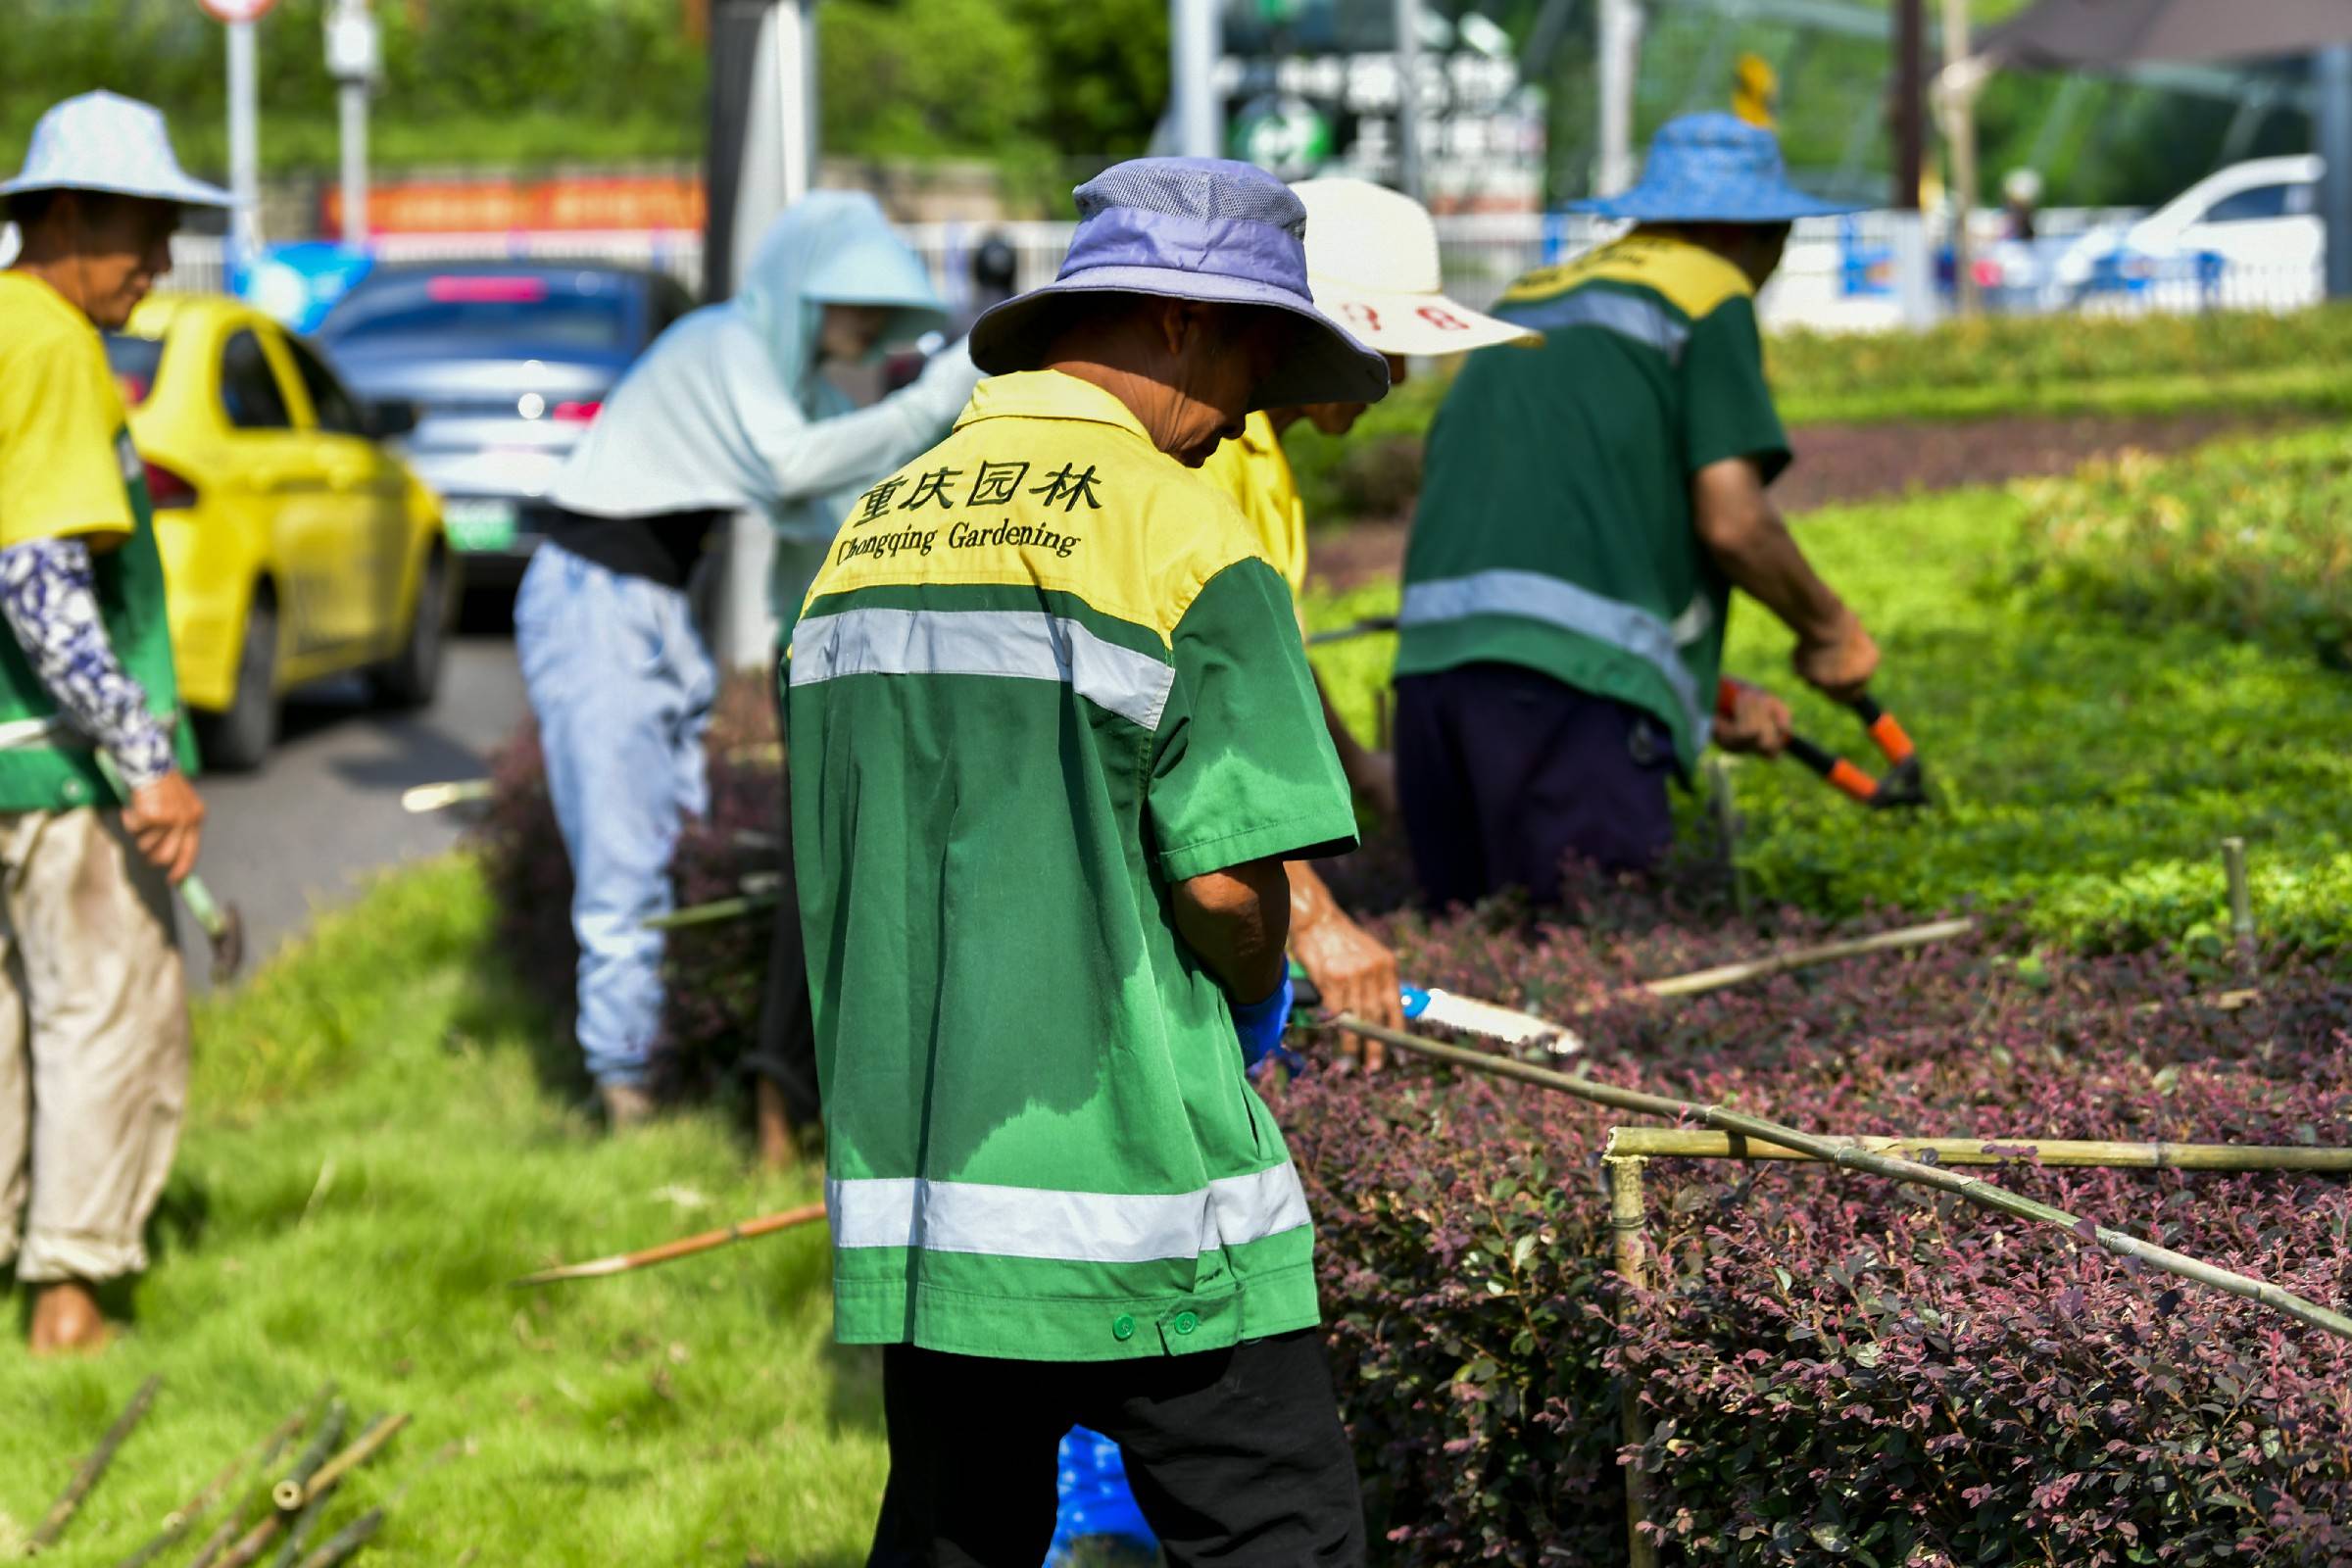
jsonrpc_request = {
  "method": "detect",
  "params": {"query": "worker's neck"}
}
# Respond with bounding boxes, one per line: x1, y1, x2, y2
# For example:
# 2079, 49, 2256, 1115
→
10, 256, 87, 314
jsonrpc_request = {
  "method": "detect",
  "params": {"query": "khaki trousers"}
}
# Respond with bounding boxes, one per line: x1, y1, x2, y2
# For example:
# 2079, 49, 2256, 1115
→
0, 808, 187, 1285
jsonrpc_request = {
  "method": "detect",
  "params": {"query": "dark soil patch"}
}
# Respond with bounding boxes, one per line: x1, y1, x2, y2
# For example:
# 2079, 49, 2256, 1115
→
1306, 408, 2318, 592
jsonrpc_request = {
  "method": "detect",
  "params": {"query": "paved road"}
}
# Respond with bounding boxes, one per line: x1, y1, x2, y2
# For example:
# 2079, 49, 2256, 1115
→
175, 632, 529, 986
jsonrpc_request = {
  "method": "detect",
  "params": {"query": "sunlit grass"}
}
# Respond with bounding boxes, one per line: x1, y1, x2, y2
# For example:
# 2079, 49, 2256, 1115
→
0, 858, 880, 1567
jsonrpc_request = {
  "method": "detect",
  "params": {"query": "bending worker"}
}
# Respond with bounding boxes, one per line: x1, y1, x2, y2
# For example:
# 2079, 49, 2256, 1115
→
524, 192, 976, 1132
1395, 115, 1881, 907
0, 92, 215, 1353
789, 158, 1385, 1563
1201, 174, 1533, 1064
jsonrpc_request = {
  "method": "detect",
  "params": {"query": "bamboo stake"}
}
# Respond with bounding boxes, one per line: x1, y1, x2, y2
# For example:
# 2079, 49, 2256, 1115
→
642, 890, 779, 932
111, 1404, 309, 1568
272, 1401, 349, 1513
264, 1500, 329, 1568
1335, 1016, 2352, 1343
1604, 1128, 2352, 1171
291, 1442, 466, 1568
1304, 615, 1397, 647
1627, 916, 1976, 1001
1605, 1157, 1660, 1568
25, 1375, 161, 1553
2223, 836, 2257, 977
511, 1201, 828, 1287
277, 1413, 410, 1511
1704, 755, 1750, 922
191, 1386, 334, 1568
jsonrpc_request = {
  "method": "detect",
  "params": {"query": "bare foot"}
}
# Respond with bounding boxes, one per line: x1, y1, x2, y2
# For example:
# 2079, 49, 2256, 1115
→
28, 1280, 112, 1356
600, 1082, 657, 1131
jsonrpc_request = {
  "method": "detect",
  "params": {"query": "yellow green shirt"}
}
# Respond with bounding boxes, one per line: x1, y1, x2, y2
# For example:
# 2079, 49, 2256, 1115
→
787, 369, 1358, 1361
0, 271, 138, 550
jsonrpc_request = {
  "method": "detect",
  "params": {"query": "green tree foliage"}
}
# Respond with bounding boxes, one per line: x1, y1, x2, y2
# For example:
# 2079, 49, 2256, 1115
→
818, 0, 1046, 161
1001, 0, 1169, 157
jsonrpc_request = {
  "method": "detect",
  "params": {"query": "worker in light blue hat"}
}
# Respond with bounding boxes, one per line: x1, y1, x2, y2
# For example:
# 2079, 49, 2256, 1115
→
1395, 113, 1885, 907
0, 90, 226, 1353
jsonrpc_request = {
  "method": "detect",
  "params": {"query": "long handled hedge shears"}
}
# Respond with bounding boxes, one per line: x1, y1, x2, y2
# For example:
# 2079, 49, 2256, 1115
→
1717, 679, 1927, 810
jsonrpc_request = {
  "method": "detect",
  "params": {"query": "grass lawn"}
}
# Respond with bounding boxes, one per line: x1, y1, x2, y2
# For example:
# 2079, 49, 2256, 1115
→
1305, 432, 2352, 955
0, 861, 876, 1567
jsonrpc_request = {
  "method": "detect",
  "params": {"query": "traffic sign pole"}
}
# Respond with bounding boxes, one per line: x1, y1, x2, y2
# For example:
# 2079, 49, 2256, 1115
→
225, 17, 261, 277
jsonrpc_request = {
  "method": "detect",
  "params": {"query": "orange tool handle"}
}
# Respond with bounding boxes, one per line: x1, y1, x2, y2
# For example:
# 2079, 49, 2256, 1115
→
1849, 694, 1916, 765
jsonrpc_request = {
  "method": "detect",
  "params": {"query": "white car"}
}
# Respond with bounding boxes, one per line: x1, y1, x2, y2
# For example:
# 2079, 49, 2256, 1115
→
2054, 155, 2322, 309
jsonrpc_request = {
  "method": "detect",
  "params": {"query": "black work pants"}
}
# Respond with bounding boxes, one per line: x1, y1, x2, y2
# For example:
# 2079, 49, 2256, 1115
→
1395, 662, 1677, 908
744, 662, 820, 1126
868, 1331, 1366, 1568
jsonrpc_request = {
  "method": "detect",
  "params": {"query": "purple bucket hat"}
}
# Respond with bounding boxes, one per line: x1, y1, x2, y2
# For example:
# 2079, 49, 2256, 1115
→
969, 157, 1391, 411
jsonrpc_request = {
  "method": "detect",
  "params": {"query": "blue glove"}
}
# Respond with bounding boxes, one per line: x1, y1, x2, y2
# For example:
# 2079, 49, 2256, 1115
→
1229, 972, 1295, 1070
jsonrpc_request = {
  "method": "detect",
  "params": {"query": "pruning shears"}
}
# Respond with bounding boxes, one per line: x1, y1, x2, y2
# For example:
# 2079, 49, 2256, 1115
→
1718, 679, 1928, 810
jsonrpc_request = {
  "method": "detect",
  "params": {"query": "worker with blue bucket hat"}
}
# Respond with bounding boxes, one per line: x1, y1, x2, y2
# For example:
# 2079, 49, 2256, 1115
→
1394, 113, 1886, 907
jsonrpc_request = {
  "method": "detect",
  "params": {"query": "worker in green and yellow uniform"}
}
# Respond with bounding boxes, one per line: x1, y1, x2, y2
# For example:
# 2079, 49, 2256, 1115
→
789, 157, 1388, 1564
0, 92, 219, 1354
1201, 176, 1535, 1065
1396, 115, 1882, 907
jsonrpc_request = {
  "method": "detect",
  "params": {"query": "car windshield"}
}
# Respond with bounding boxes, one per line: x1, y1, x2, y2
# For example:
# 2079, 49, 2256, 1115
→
103, 334, 166, 406
320, 271, 632, 355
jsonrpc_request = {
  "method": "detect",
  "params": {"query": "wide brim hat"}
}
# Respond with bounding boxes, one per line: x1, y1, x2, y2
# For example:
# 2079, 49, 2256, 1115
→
1292, 177, 1537, 358
0, 90, 232, 208
1572, 113, 1859, 224
971, 157, 1389, 411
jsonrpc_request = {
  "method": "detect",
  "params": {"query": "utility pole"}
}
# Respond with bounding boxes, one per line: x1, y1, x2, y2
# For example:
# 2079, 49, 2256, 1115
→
1172, 0, 1223, 159
2319, 44, 2352, 300
1394, 0, 1424, 198
1596, 0, 1644, 196
225, 19, 262, 277
1889, 0, 1936, 327
325, 0, 380, 247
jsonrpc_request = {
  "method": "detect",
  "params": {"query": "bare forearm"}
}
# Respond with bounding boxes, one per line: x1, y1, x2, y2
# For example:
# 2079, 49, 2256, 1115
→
1173, 857, 1293, 1001
1704, 505, 1849, 643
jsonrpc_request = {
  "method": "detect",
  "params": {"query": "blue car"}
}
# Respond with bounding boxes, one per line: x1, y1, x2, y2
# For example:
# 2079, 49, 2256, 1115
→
317, 261, 695, 584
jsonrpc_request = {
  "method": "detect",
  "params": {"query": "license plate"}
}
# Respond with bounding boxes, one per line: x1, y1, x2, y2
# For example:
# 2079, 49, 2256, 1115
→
444, 498, 519, 554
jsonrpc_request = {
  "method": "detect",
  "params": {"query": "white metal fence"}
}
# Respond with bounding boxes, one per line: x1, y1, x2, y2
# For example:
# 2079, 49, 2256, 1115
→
127, 208, 2326, 334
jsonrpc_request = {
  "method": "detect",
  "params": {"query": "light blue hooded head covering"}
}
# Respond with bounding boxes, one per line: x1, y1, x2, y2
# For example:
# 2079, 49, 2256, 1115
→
733, 190, 950, 416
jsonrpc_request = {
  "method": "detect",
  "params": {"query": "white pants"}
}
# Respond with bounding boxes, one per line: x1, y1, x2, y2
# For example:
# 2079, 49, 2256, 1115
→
0, 808, 187, 1285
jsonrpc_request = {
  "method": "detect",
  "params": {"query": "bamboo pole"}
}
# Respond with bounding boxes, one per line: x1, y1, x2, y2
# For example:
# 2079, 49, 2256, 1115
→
1305, 615, 1397, 648
111, 1404, 309, 1568
397, 779, 492, 814
25, 1375, 162, 1553
219, 1403, 349, 1568
291, 1442, 466, 1568
264, 1499, 329, 1568
1604, 1157, 1660, 1568
642, 890, 779, 932
511, 1201, 828, 1287
277, 1413, 410, 1511
1629, 916, 1976, 1001
190, 1386, 334, 1568
1334, 1016, 2352, 1343
1604, 1128, 2352, 1171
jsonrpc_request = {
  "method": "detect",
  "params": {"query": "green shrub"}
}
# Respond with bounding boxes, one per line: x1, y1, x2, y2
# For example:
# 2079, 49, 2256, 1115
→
1305, 466, 2352, 955
2012, 429, 2352, 667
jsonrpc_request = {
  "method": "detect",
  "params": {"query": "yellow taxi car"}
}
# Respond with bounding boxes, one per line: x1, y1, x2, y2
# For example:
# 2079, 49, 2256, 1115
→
103, 295, 450, 768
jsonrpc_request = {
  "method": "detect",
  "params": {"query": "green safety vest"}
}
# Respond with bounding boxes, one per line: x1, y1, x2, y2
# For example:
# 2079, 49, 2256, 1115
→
0, 426, 195, 812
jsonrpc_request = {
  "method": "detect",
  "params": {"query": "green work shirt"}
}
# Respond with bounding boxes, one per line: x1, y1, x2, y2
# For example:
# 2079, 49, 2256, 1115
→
787, 369, 1359, 1363
1396, 233, 1791, 766
0, 272, 193, 810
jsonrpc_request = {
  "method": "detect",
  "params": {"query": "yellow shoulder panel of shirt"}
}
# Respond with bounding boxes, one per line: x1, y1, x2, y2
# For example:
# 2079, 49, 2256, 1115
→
808, 383, 1273, 644
1498, 234, 1754, 320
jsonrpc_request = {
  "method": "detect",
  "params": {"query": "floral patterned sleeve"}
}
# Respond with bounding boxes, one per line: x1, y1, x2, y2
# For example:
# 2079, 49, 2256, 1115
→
0, 538, 176, 790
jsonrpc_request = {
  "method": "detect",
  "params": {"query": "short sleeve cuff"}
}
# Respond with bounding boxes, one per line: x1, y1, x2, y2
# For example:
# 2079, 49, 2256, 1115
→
1155, 809, 1359, 884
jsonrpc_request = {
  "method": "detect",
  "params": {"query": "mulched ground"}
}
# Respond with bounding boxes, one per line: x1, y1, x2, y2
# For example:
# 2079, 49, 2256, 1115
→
1307, 408, 2315, 591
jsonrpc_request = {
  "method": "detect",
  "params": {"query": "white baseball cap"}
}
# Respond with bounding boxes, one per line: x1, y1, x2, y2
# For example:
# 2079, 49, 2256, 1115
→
1292, 177, 1537, 359
1, 91, 232, 208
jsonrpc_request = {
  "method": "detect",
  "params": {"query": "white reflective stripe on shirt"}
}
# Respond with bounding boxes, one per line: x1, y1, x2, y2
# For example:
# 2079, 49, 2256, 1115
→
790, 606, 1175, 731
1497, 289, 1691, 364
826, 1163, 1312, 1265
1399, 568, 1707, 740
